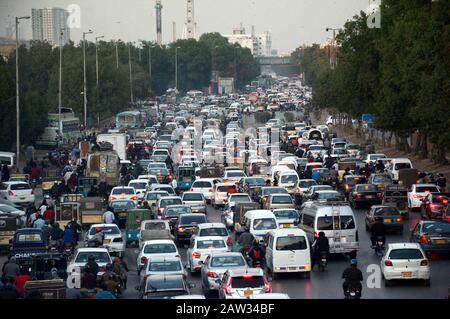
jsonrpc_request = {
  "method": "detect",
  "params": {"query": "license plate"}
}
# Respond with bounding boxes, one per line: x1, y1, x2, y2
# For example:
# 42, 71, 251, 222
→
402, 272, 412, 278
192, 209, 198, 212
384, 219, 392, 223
366, 195, 374, 199
435, 239, 446, 245
119, 212, 127, 217
103, 239, 110, 245
289, 267, 297, 270
244, 289, 253, 297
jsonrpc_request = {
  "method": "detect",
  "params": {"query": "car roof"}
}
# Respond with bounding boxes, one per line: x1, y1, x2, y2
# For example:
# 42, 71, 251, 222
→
269, 228, 307, 236
3, 181, 29, 185
227, 267, 264, 276
76, 247, 109, 253
209, 251, 244, 258
90, 224, 119, 228
143, 239, 175, 245
146, 256, 181, 262
195, 236, 226, 242
388, 242, 421, 250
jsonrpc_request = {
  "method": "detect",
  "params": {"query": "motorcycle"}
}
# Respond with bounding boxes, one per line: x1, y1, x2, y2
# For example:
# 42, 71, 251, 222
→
221, 210, 234, 231
318, 251, 328, 272
373, 236, 385, 257
344, 283, 361, 299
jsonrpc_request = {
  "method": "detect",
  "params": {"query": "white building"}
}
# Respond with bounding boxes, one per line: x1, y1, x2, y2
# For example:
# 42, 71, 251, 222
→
223, 25, 272, 57
32, 8, 70, 46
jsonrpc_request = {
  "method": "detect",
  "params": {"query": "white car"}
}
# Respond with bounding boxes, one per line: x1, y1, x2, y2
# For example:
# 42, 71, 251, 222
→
224, 170, 247, 182
186, 236, 229, 274
67, 248, 112, 281
194, 223, 232, 246
0, 204, 26, 226
85, 224, 125, 257
147, 162, 167, 170
109, 186, 138, 204
128, 179, 151, 200
0, 181, 35, 205
137, 239, 180, 274
190, 179, 218, 203
365, 153, 387, 164
408, 184, 441, 209
140, 256, 186, 281
137, 175, 158, 185
381, 243, 430, 286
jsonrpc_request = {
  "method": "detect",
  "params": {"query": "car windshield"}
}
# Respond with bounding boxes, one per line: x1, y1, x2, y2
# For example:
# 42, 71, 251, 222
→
372, 175, 391, 183
394, 163, 411, 170
146, 192, 169, 200
75, 252, 110, 263
144, 243, 176, 254
246, 178, 266, 186
154, 187, 175, 195
112, 188, 134, 195
210, 256, 245, 267
148, 261, 182, 272
0, 205, 16, 213
199, 227, 228, 237
276, 236, 307, 250
272, 196, 293, 204
217, 185, 236, 192
356, 184, 378, 192
388, 249, 424, 260
148, 163, 166, 169
416, 186, 440, 193
317, 216, 355, 230
145, 279, 184, 292
183, 194, 203, 201
345, 177, 365, 184
273, 210, 298, 219
192, 181, 213, 188
299, 180, 317, 188
263, 188, 288, 195
253, 218, 277, 230
197, 239, 226, 249
231, 276, 264, 288
10, 184, 31, 190
230, 195, 251, 203
422, 222, 450, 235
346, 145, 358, 150
149, 169, 169, 175
179, 215, 206, 224
17, 233, 42, 242
373, 207, 400, 216
227, 171, 245, 177
165, 207, 191, 216
280, 175, 298, 184
144, 222, 167, 230
111, 201, 135, 210
130, 182, 147, 189
317, 192, 340, 200
89, 226, 120, 235
161, 199, 182, 207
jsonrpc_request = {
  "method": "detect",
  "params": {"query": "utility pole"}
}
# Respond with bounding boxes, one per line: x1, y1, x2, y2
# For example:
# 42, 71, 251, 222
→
148, 45, 152, 91
58, 28, 65, 132
325, 27, 339, 70
128, 43, 134, 103
95, 35, 104, 87
175, 46, 180, 92
83, 29, 94, 129
15, 16, 30, 172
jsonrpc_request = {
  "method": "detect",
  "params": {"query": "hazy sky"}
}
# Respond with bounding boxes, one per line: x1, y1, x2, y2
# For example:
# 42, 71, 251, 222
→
1, 0, 369, 53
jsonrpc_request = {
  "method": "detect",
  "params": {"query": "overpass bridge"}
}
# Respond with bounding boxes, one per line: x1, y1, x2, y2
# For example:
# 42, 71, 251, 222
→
256, 56, 297, 76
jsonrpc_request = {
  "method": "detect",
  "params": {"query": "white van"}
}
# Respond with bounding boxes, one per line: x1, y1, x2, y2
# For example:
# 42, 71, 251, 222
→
242, 210, 279, 242
299, 202, 359, 258
0, 152, 16, 169
387, 158, 413, 181
277, 170, 299, 194
265, 228, 311, 279
270, 165, 291, 183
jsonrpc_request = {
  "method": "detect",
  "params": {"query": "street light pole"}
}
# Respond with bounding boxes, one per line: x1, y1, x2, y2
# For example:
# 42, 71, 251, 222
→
325, 27, 339, 70
148, 45, 152, 91
128, 43, 134, 103
58, 28, 65, 132
95, 36, 104, 87
15, 16, 30, 172
175, 46, 180, 92
83, 29, 93, 129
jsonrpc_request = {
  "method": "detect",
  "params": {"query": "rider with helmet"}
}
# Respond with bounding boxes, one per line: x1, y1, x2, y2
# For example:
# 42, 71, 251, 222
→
247, 240, 265, 268
100, 263, 120, 294
342, 259, 363, 297
371, 216, 386, 247
311, 231, 330, 270
88, 227, 105, 248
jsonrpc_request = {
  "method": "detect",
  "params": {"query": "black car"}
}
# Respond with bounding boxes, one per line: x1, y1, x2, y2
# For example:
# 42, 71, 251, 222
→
410, 220, 450, 255
163, 205, 192, 231
174, 213, 207, 246
140, 274, 195, 299
349, 184, 383, 209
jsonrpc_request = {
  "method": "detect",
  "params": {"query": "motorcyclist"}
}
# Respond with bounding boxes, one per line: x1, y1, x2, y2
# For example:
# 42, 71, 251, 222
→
100, 263, 120, 295
371, 217, 386, 247
311, 231, 330, 270
237, 227, 255, 256
63, 224, 76, 252
86, 255, 99, 278
342, 259, 363, 297
247, 240, 265, 268
88, 227, 105, 247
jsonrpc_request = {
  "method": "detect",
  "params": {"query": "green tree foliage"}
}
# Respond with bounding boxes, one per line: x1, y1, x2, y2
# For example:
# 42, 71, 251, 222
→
293, 0, 450, 164
0, 33, 260, 151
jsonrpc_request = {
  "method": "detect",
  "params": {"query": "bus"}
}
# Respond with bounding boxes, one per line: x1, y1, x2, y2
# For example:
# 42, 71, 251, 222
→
115, 111, 142, 129
36, 108, 81, 148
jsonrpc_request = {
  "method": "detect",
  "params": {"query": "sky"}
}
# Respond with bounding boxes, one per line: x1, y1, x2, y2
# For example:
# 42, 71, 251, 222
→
0, 0, 370, 54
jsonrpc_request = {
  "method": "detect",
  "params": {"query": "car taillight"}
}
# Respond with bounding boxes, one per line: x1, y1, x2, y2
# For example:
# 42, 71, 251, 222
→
376, 193, 383, 198
429, 204, 441, 210
264, 281, 272, 293
176, 227, 184, 233
413, 194, 421, 199
131, 196, 138, 201
419, 235, 429, 244
355, 193, 363, 198
224, 283, 232, 295
7, 191, 14, 196
344, 185, 349, 191
395, 218, 402, 222
384, 260, 393, 267
99, 266, 106, 272
420, 260, 428, 266
157, 208, 162, 216
226, 236, 233, 245
192, 251, 201, 259
295, 187, 301, 193
207, 271, 218, 278
109, 196, 116, 201
313, 232, 318, 239
140, 256, 148, 265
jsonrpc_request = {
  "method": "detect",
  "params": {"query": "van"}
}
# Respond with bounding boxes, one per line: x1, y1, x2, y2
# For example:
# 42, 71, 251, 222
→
36, 127, 60, 149
277, 170, 299, 194
242, 210, 279, 242
0, 151, 16, 169
299, 202, 359, 258
265, 228, 311, 279
388, 158, 413, 181
270, 165, 291, 183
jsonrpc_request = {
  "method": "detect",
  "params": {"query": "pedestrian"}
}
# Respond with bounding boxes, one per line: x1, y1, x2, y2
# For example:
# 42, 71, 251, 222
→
14, 267, 32, 297
39, 199, 48, 216
95, 283, 116, 299
436, 173, 447, 191
0, 276, 20, 299
1, 164, 10, 182
67, 218, 82, 243
171, 177, 179, 195
103, 207, 115, 224
49, 222, 64, 248
2, 257, 20, 281
68, 173, 77, 193
43, 205, 56, 222
33, 216, 46, 229
41, 220, 52, 241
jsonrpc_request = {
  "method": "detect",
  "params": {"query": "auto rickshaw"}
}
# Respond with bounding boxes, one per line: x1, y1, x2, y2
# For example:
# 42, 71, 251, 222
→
57, 201, 80, 229
77, 177, 98, 197
0, 215, 17, 252
176, 165, 196, 191
41, 179, 61, 197
383, 184, 409, 219
125, 208, 155, 247
24, 279, 66, 299
79, 197, 104, 229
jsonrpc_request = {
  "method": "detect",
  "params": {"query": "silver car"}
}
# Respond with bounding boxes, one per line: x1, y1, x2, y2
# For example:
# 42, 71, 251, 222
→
200, 252, 247, 295
181, 192, 207, 214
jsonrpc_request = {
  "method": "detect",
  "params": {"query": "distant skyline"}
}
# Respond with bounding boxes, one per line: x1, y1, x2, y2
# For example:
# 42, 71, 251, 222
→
0, 0, 369, 53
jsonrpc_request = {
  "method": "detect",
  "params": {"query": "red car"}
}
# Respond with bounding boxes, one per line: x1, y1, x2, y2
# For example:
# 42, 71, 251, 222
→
420, 193, 450, 219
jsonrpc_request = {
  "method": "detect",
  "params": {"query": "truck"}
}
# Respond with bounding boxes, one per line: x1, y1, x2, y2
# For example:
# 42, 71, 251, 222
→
96, 133, 127, 161
86, 143, 120, 186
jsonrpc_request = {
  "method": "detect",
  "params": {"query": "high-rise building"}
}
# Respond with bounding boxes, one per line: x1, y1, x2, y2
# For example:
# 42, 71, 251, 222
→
184, 0, 196, 39
223, 25, 272, 57
32, 8, 70, 46
155, 0, 163, 45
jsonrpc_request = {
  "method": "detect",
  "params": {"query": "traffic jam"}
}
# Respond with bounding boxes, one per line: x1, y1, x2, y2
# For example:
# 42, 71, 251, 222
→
1, 77, 449, 300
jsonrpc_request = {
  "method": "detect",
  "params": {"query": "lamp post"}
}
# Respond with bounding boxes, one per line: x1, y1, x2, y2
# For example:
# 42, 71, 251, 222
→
148, 44, 152, 90
58, 28, 65, 132
325, 27, 339, 70
175, 46, 181, 92
95, 35, 104, 87
83, 29, 94, 129
15, 15, 30, 172
128, 43, 134, 103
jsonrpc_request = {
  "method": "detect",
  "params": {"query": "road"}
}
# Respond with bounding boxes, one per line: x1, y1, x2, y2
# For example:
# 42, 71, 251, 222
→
2, 112, 449, 299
